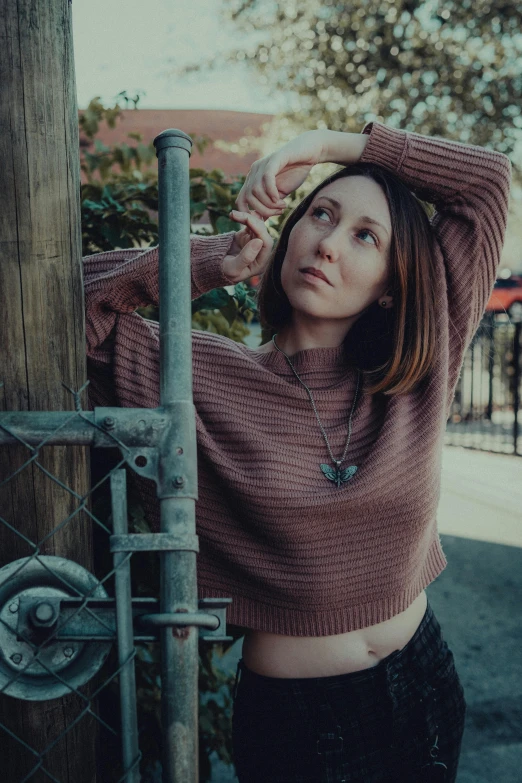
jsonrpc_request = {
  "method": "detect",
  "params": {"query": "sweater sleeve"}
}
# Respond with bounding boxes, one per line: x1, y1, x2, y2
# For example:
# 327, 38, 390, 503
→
83, 231, 236, 368
358, 121, 512, 359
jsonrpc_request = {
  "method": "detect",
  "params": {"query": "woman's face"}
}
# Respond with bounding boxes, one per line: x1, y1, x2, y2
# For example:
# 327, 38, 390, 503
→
280, 176, 393, 335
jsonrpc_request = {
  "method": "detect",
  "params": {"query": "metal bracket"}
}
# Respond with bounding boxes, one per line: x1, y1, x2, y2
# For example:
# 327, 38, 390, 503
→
94, 405, 199, 500
110, 533, 200, 554
92, 407, 165, 447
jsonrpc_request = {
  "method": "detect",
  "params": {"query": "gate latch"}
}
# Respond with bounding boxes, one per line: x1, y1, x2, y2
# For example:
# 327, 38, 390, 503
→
16, 595, 233, 643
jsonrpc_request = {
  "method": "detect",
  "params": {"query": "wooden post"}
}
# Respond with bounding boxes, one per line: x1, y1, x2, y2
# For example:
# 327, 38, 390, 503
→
0, 1, 97, 780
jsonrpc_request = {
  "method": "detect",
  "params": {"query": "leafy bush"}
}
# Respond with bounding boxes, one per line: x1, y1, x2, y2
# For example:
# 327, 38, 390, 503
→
80, 91, 262, 332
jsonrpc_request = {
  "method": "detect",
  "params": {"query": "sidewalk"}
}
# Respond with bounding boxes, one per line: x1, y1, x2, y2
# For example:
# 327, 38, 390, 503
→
211, 443, 522, 782
429, 446, 522, 782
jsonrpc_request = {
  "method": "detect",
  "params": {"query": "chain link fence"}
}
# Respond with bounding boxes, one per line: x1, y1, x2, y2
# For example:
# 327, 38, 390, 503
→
0, 380, 137, 781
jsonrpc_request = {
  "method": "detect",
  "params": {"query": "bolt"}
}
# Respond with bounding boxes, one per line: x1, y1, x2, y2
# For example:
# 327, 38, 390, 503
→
34, 602, 55, 623
103, 416, 115, 430
10, 654, 22, 665
8, 602, 18, 614
63, 647, 74, 659
172, 476, 184, 488
172, 626, 190, 639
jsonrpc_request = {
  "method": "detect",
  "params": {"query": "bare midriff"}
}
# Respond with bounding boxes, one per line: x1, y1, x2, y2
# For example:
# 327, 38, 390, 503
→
241, 590, 428, 678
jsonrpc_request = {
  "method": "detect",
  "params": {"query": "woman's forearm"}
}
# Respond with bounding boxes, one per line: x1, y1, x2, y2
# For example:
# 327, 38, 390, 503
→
233, 128, 371, 215
318, 130, 369, 165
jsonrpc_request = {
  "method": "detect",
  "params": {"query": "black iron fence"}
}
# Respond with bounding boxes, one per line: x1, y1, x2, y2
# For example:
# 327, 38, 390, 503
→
445, 312, 522, 457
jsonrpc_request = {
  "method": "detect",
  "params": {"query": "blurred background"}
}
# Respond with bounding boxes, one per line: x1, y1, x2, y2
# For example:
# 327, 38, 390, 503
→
72, 1, 522, 780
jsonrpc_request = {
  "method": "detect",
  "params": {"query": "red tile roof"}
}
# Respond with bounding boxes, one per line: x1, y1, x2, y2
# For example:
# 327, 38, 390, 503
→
79, 108, 275, 182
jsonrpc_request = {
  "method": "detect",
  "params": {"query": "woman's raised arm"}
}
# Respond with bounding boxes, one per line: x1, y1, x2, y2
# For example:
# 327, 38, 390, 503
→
84, 211, 274, 357
237, 121, 512, 366
234, 129, 368, 215
356, 121, 512, 359
83, 232, 236, 363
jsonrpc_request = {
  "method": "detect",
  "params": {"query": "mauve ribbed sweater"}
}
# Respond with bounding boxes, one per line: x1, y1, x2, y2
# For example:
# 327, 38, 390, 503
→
83, 121, 511, 636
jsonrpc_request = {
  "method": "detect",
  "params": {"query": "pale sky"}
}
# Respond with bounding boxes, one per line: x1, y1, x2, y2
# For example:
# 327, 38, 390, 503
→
72, 0, 283, 113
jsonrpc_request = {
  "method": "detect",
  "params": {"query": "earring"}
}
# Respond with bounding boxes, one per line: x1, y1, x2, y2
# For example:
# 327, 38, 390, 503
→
380, 301, 387, 307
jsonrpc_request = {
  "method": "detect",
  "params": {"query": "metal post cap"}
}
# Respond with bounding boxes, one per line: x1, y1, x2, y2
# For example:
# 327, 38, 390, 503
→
153, 129, 193, 157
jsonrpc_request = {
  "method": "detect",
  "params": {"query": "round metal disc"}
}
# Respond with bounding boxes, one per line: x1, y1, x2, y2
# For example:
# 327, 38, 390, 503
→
0, 556, 111, 701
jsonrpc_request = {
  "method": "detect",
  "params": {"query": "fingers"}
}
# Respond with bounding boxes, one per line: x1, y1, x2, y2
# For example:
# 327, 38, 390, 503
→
236, 190, 284, 217
229, 210, 272, 243
236, 196, 286, 220
263, 166, 283, 205
241, 233, 272, 278
228, 209, 274, 276
245, 238, 263, 255
235, 169, 286, 216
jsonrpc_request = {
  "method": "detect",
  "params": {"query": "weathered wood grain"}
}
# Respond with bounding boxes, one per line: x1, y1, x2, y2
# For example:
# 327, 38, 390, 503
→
0, 2, 97, 780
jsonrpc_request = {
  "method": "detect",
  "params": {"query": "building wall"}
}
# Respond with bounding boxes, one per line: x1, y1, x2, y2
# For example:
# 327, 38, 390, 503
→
79, 108, 275, 181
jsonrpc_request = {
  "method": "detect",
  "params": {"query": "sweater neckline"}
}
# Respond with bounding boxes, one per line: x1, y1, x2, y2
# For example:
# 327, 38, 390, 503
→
245, 342, 349, 371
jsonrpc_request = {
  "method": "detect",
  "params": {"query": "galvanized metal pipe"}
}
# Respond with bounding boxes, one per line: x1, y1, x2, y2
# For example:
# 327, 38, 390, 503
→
111, 469, 140, 783
0, 408, 167, 447
153, 129, 199, 783
0, 412, 100, 445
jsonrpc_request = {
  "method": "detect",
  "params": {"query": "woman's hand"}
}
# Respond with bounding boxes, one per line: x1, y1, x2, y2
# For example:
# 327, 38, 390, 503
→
222, 210, 274, 284
234, 130, 328, 219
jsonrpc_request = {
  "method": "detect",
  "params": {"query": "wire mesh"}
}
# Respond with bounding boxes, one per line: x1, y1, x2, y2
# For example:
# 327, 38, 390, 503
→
0, 379, 146, 782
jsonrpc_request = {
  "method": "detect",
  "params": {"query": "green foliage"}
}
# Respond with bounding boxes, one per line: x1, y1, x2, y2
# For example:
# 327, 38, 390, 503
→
189, 166, 246, 236
81, 95, 264, 781
82, 181, 159, 252
80, 92, 261, 340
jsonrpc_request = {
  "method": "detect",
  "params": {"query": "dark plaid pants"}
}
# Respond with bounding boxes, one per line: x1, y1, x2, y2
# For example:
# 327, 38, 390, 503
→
231, 599, 467, 782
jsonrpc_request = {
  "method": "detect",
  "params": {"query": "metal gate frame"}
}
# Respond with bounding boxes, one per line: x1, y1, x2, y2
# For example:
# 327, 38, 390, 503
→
0, 129, 231, 782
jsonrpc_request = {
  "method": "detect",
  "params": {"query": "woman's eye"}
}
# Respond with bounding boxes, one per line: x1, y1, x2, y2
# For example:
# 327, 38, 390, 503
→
312, 207, 379, 247
312, 206, 330, 221
358, 229, 378, 246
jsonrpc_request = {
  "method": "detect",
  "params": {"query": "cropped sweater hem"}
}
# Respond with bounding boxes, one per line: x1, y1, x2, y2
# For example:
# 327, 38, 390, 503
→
198, 536, 448, 636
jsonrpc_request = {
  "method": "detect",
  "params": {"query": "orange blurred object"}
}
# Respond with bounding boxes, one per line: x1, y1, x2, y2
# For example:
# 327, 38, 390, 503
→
486, 275, 522, 318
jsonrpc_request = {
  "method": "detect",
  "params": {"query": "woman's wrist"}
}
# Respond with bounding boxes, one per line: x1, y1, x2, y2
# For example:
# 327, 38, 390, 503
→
318, 130, 369, 165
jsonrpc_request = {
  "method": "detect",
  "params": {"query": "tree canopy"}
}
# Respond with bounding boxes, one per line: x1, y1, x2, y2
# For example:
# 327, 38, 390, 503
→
175, 0, 522, 175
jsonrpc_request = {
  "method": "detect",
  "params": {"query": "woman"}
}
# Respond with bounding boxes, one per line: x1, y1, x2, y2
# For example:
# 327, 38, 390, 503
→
84, 121, 511, 782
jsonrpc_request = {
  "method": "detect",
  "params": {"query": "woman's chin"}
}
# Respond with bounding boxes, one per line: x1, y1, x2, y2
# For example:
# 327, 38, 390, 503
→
286, 303, 334, 322
286, 287, 329, 305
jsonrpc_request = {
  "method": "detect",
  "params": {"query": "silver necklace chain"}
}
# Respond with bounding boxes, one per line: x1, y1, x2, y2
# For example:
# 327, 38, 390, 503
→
271, 334, 361, 486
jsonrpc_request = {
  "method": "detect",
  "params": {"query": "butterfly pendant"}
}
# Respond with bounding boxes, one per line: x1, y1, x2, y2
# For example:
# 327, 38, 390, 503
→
320, 463, 358, 488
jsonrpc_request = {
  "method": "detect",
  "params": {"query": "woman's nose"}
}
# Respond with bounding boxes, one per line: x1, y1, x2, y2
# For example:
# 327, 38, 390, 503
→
317, 235, 341, 262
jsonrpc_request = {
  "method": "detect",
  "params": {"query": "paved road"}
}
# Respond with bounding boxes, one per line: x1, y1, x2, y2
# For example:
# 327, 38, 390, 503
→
210, 436, 522, 781
432, 446, 522, 782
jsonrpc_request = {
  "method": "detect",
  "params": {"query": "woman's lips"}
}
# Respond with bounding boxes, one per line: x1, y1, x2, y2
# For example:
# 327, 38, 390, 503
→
300, 269, 330, 285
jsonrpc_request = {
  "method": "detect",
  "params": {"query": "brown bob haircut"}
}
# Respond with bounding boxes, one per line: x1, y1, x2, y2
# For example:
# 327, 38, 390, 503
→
255, 162, 439, 397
